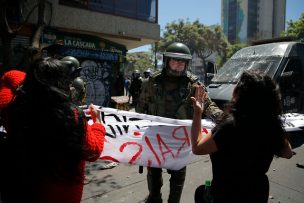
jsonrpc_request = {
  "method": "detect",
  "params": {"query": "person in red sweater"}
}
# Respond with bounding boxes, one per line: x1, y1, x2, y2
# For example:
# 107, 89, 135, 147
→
1, 57, 106, 203
0, 70, 26, 202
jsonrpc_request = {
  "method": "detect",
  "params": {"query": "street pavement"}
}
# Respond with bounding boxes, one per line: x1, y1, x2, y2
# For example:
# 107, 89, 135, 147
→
82, 131, 304, 203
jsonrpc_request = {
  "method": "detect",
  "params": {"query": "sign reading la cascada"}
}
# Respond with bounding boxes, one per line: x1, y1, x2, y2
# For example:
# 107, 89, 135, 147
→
42, 28, 126, 54
64, 38, 96, 49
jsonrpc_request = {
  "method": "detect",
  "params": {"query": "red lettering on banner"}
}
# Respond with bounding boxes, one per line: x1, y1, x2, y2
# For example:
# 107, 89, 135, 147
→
133, 131, 141, 136
202, 128, 208, 135
119, 142, 142, 164
104, 137, 109, 143
100, 156, 119, 163
145, 136, 161, 166
148, 160, 152, 167
172, 126, 190, 157
156, 133, 175, 161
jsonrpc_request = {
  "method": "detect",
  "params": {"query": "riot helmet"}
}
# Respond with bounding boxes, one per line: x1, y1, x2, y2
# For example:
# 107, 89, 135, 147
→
71, 77, 86, 91
70, 77, 86, 105
163, 42, 192, 77
132, 69, 140, 79
61, 56, 82, 78
143, 68, 152, 78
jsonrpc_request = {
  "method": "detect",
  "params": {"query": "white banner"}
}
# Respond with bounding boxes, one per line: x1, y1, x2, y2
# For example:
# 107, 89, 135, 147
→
282, 113, 304, 132
87, 107, 214, 170
86, 107, 304, 170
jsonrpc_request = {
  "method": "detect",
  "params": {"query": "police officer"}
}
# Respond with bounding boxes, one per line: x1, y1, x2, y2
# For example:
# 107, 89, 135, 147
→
60, 56, 82, 79
143, 68, 152, 79
136, 42, 222, 203
129, 69, 142, 107
70, 77, 86, 106
60, 56, 86, 105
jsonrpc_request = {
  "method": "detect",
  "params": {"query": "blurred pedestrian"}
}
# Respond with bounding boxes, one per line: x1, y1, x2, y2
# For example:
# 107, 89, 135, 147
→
129, 69, 142, 107
1, 57, 106, 203
191, 70, 293, 203
143, 68, 152, 79
124, 77, 131, 96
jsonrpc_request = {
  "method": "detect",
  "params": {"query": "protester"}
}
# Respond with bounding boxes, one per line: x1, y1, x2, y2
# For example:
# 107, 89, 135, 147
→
1, 57, 106, 203
0, 70, 26, 202
136, 42, 222, 203
191, 70, 293, 203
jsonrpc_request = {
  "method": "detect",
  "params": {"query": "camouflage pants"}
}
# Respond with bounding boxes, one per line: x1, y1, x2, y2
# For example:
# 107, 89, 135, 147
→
145, 166, 186, 203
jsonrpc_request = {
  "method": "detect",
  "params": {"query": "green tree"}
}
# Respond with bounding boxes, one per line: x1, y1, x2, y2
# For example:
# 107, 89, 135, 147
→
157, 19, 228, 66
126, 52, 154, 74
282, 12, 304, 43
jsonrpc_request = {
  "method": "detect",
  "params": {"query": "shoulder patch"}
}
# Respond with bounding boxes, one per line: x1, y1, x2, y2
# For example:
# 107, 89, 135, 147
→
151, 70, 162, 78
150, 70, 163, 84
186, 71, 199, 83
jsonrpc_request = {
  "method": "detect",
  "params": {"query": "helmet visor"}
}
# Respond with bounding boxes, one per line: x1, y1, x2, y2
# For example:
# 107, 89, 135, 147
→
164, 52, 192, 60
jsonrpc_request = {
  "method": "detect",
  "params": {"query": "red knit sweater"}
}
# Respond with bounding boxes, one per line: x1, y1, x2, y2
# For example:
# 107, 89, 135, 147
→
35, 121, 106, 203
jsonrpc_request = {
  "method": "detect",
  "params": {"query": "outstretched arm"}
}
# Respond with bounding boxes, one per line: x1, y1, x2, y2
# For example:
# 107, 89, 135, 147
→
190, 85, 218, 155
83, 104, 106, 162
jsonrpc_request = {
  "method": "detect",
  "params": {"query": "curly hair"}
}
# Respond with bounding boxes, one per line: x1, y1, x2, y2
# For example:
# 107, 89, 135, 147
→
232, 70, 282, 123
222, 70, 286, 156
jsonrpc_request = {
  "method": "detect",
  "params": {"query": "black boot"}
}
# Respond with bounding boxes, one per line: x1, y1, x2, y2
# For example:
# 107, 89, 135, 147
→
167, 167, 186, 203
145, 167, 163, 203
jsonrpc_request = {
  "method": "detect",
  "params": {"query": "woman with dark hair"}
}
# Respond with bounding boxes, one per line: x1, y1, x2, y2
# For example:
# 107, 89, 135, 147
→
191, 71, 293, 203
2, 58, 105, 203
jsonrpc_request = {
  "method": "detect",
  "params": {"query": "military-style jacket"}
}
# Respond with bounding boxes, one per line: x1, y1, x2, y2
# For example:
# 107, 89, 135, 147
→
136, 70, 223, 121
129, 77, 143, 96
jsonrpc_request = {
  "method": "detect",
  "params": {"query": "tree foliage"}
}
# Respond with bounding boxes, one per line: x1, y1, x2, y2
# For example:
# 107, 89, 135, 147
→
126, 52, 154, 74
157, 19, 228, 64
282, 12, 304, 43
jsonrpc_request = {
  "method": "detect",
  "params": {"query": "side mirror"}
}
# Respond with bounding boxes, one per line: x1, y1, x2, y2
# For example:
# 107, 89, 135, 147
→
280, 71, 296, 90
206, 61, 217, 74
205, 62, 217, 85
206, 73, 215, 78
281, 71, 294, 78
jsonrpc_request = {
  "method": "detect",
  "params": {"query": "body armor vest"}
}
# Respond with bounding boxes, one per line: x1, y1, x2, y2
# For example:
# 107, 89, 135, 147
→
146, 71, 198, 119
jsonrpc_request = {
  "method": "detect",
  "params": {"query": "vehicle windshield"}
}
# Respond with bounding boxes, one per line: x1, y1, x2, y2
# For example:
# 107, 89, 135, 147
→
211, 43, 289, 83
211, 56, 282, 83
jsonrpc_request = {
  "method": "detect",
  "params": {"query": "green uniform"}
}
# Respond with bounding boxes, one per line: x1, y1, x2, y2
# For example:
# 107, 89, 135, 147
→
136, 70, 222, 120
136, 70, 222, 203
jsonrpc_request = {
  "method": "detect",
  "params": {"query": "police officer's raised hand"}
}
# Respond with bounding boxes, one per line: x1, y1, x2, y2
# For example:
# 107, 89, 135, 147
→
191, 85, 206, 115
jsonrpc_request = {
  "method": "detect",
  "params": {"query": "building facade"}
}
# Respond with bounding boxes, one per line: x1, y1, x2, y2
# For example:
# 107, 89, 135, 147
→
222, 0, 286, 44
1, 0, 160, 107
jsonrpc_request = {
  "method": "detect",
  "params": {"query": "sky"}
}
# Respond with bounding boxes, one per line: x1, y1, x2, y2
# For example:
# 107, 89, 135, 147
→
129, 0, 304, 53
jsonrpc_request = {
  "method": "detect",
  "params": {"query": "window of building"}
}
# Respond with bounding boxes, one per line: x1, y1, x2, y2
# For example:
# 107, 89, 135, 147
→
60, 0, 157, 23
